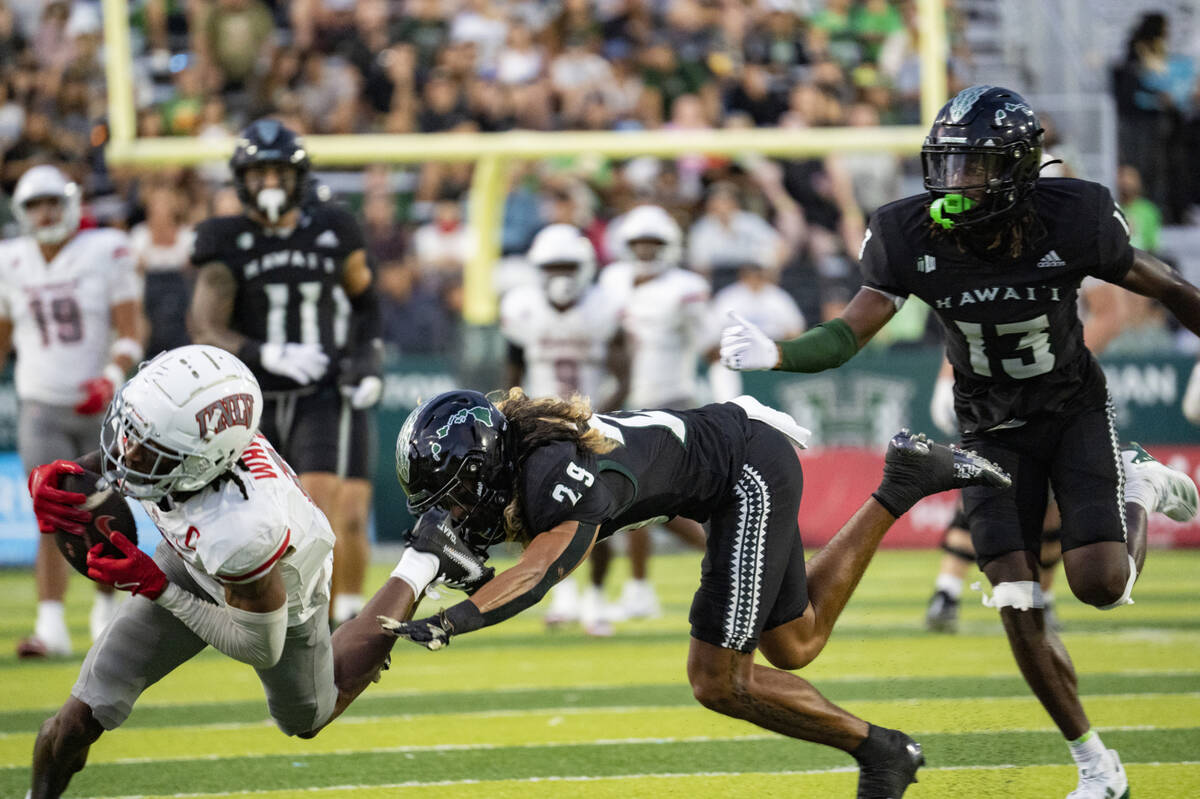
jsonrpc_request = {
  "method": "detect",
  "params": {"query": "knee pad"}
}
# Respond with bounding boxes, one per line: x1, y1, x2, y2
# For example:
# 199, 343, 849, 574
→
976, 581, 1045, 611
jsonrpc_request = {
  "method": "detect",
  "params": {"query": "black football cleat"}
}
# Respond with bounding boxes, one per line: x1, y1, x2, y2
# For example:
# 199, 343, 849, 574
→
854, 726, 925, 799
873, 430, 1011, 518
924, 590, 960, 633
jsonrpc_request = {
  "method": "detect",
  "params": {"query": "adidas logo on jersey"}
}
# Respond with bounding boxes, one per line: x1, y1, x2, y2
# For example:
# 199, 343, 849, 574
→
1037, 249, 1066, 268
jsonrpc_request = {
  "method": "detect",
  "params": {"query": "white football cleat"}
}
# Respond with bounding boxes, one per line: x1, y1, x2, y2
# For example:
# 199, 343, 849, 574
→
618, 579, 661, 620
544, 578, 581, 627
1066, 748, 1129, 799
1123, 442, 1199, 522
580, 585, 619, 637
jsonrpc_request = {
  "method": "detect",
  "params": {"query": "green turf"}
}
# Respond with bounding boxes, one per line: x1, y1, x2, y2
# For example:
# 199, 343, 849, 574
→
1, 549, 1198, 797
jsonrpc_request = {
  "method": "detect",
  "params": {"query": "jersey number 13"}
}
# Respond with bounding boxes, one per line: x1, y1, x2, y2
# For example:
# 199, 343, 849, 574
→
954, 314, 1054, 379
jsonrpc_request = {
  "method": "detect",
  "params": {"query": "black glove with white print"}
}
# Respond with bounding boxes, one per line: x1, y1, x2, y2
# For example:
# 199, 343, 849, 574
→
406, 509, 494, 596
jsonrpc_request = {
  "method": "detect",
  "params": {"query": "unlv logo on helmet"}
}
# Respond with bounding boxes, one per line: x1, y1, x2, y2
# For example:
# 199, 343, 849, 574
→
195, 393, 256, 438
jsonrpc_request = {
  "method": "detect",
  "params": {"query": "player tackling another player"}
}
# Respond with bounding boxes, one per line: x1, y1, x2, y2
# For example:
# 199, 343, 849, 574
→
26, 345, 484, 799
720, 85, 1200, 799
384, 388, 1011, 799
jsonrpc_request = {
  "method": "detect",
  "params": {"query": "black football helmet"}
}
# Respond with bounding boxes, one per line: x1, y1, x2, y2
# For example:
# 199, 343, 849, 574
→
921, 85, 1043, 231
395, 390, 515, 547
230, 119, 311, 224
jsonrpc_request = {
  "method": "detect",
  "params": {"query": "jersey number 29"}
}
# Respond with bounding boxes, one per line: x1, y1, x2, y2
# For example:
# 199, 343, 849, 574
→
552, 461, 594, 505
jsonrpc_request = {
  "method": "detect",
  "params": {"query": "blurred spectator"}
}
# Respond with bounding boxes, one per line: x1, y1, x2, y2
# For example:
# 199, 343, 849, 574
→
392, 0, 450, 75
450, 0, 509, 73
497, 20, 543, 86
377, 262, 460, 355
362, 189, 407, 269
1116, 164, 1162, 254
724, 63, 789, 126
196, 0, 274, 92
129, 182, 196, 358
831, 101, 901, 217
1, 104, 72, 192
412, 194, 469, 281
1112, 12, 1197, 222
687, 181, 785, 290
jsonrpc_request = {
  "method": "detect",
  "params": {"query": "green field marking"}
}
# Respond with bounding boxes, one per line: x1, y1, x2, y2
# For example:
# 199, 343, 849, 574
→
3, 693, 1197, 768
3, 671, 1198, 736
1, 728, 1197, 797
46, 763, 1200, 799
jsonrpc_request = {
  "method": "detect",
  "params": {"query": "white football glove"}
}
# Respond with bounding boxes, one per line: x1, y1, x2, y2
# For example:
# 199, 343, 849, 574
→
719, 311, 780, 371
1183, 361, 1200, 425
260, 342, 329, 385
930, 375, 958, 437
342, 375, 383, 410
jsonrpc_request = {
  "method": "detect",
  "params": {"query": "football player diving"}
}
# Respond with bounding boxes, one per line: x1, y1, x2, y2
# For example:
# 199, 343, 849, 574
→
720, 85, 1200, 799
384, 388, 1012, 798
26, 346, 486, 798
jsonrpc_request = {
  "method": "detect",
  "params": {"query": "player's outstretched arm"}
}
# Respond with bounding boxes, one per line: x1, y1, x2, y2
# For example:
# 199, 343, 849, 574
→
720, 287, 896, 373
1119, 248, 1200, 337
380, 519, 598, 650
188, 262, 248, 354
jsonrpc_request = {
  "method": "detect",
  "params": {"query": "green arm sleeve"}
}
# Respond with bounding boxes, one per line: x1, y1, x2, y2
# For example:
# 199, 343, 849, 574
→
775, 318, 860, 373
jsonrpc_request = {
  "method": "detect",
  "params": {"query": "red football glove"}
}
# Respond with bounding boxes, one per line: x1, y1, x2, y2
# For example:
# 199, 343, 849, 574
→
87, 531, 167, 600
28, 459, 89, 535
74, 376, 115, 415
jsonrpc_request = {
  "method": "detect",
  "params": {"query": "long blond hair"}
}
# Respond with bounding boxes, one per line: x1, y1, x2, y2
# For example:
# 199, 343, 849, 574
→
492, 388, 616, 545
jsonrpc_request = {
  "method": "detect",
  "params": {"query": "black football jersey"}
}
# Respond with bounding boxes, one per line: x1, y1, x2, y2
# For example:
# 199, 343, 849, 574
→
517, 402, 753, 539
191, 204, 365, 392
859, 178, 1134, 432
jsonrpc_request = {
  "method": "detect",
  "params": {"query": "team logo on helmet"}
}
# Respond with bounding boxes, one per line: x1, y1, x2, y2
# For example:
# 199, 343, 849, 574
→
194, 393, 256, 439
948, 84, 993, 123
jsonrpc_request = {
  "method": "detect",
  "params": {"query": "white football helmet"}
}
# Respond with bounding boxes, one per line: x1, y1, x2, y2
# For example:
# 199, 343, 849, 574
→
528, 223, 596, 306
617, 204, 682, 277
101, 345, 263, 501
12, 165, 82, 245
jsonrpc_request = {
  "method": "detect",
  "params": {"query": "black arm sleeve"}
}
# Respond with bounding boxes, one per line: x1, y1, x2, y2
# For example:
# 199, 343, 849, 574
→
343, 278, 383, 382
441, 521, 599, 635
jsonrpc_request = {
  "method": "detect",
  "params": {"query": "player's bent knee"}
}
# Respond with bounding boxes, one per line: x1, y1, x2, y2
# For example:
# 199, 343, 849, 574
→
1065, 563, 1130, 608
50, 698, 104, 748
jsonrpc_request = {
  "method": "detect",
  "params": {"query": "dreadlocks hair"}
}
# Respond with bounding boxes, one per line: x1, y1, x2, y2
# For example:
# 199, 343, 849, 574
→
492, 387, 617, 545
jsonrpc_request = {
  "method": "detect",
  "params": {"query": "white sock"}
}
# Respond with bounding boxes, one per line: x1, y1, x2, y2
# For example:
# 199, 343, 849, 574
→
1068, 729, 1107, 769
1043, 590, 1056, 605
35, 600, 67, 641
333, 594, 364, 624
935, 573, 964, 599
1123, 470, 1156, 514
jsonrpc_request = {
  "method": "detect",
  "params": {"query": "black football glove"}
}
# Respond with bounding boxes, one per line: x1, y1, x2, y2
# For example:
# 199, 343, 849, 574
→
407, 509, 494, 596
379, 609, 453, 651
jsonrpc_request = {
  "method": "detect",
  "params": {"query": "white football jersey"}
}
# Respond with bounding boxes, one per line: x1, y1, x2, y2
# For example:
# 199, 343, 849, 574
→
0, 229, 140, 404
600, 263, 710, 408
500, 282, 621, 402
140, 435, 336, 626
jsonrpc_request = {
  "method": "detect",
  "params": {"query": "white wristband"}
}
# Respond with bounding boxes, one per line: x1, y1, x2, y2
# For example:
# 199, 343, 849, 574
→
103, 363, 126, 388
391, 548, 440, 597
110, 336, 144, 364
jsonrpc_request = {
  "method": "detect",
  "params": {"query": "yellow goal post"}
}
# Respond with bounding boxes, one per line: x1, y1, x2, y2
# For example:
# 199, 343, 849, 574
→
101, 0, 947, 325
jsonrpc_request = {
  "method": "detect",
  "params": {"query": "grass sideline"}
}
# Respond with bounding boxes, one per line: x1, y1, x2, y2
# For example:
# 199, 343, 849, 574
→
0, 548, 1197, 798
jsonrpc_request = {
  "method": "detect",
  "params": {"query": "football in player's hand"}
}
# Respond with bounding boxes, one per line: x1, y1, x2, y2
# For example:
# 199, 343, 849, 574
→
54, 470, 138, 578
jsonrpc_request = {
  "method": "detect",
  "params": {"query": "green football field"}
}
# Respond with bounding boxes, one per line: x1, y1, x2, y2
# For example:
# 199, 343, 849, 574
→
1, 549, 1197, 798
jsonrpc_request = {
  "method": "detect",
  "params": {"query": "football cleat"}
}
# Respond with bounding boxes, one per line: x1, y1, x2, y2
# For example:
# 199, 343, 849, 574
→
855, 727, 925, 799
874, 430, 1011, 518
618, 579, 661, 620
16, 633, 72, 659
544, 579, 582, 628
924, 590, 960, 633
1122, 442, 1199, 522
1066, 748, 1129, 799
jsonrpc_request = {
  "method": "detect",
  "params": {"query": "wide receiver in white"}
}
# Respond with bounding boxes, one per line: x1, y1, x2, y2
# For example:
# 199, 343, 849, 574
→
26, 345, 488, 798
596, 204, 709, 621
500, 223, 629, 634
1, 164, 145, 658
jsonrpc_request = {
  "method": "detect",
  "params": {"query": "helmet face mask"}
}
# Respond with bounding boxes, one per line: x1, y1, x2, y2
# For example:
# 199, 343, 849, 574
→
396, 391, 514, 547
101, 345, 263, 502
527, 224, 596, 308
230, 119, 311, 225
619, 205, 682, 275
13, 165, 82, 245
921, 85, 1043, 232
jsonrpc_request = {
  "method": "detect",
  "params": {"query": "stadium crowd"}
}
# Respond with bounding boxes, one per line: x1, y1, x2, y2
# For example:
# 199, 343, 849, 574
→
0, 0, 1194, 361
